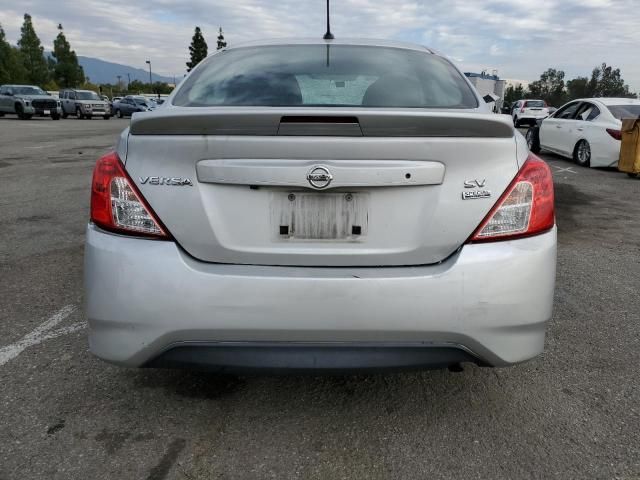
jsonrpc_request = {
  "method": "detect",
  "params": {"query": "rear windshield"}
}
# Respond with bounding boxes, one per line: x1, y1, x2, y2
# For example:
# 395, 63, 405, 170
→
607, 104, 640, 120
172, 45, 478, 109
525, 100, 545, 108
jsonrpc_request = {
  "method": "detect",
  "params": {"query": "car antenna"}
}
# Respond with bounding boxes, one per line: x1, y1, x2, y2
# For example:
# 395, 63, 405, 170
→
323, 0, 334, 40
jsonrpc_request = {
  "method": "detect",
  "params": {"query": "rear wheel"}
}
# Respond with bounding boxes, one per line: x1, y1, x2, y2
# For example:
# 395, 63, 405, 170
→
526, 128, 541, 154
574, 140, 591, 167
16, 104, 31, 120
116, 109, 123, 118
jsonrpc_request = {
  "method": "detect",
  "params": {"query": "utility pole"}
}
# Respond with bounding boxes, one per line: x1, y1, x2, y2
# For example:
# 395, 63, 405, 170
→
145, 60, 153, 89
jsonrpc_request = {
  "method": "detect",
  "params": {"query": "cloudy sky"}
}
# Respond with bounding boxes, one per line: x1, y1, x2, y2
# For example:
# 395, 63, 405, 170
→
1, 0, 639, 90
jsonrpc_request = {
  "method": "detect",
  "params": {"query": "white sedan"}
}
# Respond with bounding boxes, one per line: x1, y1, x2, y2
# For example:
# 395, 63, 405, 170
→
527, 98, 640, 168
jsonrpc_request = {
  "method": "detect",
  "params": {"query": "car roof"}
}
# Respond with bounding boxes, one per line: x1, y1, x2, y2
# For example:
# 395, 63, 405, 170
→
582, 97, 640, 106
3, 84, 40, 88
224, 37, 435, 54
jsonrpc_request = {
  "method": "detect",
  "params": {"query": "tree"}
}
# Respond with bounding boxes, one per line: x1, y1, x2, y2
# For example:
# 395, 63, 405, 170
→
42, 79, 60, 91
566, 76, 590, 101
118, 79, 173, 95
186, 27, 208, 72
217, 27, 227, 50
0, 23, 27, 84
0, 25, 10, 84
79, 77, 100, 92
51, 23, 84, 88
528, 68, 566, 107
18, 14, 49, 85
503, 83, 526, 106
587, 63, 636, 98
127, 79, 146, 93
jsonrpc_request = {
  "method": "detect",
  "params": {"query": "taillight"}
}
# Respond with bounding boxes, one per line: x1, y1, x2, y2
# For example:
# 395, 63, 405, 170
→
468, 154, 554, 242
606, 128, 622, 140
90, 152, 169, 239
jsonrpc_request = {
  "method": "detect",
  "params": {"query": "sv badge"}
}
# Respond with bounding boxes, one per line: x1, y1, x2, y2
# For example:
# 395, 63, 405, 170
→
464, 179, 486, 188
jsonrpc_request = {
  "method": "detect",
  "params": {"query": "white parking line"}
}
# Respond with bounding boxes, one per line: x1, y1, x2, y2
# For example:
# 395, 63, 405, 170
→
24, 144, 56, 149
0, 305, 85, 367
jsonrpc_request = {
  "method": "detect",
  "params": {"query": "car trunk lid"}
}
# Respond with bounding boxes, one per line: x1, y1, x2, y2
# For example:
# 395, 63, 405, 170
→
124, 108, 518, 266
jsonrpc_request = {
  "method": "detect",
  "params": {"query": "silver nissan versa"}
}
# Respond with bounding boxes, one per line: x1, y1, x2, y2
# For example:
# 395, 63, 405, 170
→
84, 39, 556, 372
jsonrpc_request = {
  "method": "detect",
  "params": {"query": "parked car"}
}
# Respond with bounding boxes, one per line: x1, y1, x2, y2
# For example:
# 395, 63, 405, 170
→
85, 38, 556, 372
112, 95, 155, 118
512, 99, 550, 127
59, 89, 111, 119
526, 97, 640, 168
500, 102, 513, 114
0, 84, 62, 120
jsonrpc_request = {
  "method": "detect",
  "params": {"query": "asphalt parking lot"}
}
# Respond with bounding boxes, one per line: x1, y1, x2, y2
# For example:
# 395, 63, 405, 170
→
1, 117, 639, 480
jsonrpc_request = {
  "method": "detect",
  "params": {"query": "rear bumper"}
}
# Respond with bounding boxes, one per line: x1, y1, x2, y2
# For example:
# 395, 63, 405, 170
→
84, 225, 557, 369
145, 343, 481, 373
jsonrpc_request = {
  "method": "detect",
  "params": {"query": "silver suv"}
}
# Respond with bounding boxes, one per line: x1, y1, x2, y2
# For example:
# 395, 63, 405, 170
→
60, 89, 111, 120
0, 85, 62, 120
85, 39, 556, 373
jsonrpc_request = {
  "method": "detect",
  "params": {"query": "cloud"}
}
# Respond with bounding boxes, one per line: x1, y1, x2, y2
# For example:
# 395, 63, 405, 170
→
1, 0, 638, 91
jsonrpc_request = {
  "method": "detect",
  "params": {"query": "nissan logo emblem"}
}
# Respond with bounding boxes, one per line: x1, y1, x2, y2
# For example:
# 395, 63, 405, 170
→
306, 166, 333, 189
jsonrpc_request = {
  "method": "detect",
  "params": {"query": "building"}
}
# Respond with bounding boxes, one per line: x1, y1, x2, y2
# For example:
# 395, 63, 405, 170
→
464, 71, 507, 112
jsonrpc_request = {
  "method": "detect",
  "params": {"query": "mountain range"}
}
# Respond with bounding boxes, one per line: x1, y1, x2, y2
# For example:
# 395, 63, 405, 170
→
77, 55, 176, 85
46, 52, 176, 85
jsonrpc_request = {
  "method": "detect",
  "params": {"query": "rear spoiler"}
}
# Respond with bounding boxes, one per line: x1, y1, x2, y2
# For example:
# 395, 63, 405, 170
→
129, 107, 515, 138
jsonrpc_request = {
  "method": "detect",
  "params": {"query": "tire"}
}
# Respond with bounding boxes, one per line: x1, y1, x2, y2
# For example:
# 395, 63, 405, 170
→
51, 113, 60, 120
574, 140, 591, 167
513, 116, 520, 128
116, 109, 123, 118
0, 111, 5, 117
16, 103, 31, 120
526, 127, 541, 154
62, 110, 68, 119
76, 107, 84, 119
627, 172, 640, 179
